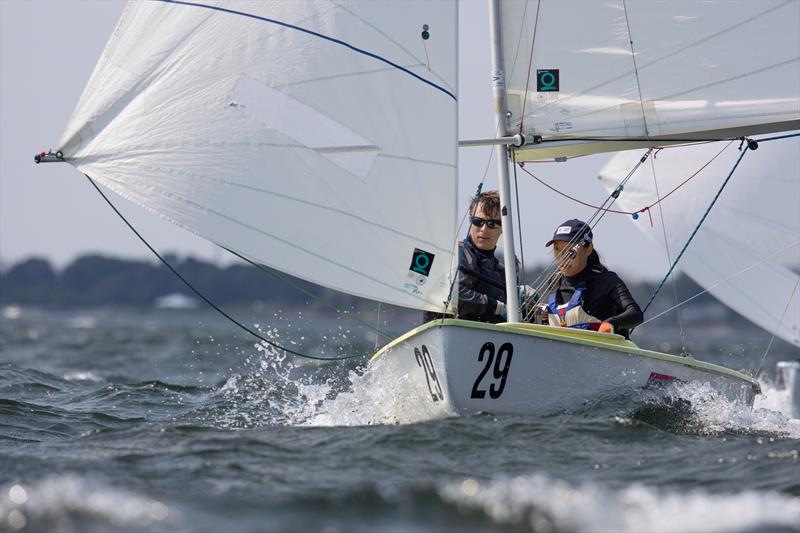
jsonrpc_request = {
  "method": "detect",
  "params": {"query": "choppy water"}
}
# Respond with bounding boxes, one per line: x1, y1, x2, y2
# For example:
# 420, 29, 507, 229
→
1, 307, 798, 532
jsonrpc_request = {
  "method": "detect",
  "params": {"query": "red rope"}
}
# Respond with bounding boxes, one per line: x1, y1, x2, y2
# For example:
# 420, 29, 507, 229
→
518, 0, 542, 135
652, 140, 718, 159
519, 141, 734, 215
642, 141, 733, 209
520, 165, 629, 213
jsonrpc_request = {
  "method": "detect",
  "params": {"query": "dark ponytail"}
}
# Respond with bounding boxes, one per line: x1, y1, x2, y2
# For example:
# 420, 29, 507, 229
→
588, 248, 606, 269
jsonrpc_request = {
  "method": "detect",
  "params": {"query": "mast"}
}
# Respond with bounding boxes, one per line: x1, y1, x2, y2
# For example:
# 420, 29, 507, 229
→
488, 0, 521, 322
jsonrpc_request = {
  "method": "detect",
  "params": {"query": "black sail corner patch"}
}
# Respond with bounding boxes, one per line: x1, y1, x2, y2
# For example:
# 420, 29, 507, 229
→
410, 248, 435, 277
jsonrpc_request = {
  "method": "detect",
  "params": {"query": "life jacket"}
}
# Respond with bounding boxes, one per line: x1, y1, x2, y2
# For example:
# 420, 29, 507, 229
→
547, 287, 603, 331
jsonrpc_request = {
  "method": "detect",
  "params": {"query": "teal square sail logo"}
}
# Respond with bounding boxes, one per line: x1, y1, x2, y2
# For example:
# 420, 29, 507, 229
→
410, 249, 435, 277
536, 69, 559, 92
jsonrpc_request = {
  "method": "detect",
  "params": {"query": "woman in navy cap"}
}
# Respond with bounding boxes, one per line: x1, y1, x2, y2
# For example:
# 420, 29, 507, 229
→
543, 219, 643, 337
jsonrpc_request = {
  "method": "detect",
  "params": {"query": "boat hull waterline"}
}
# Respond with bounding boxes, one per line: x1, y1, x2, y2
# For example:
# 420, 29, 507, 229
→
369, 319, 759, 423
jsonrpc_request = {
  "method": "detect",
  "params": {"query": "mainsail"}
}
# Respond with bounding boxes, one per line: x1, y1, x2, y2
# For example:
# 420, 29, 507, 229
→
58, 0, 458, 312
500, 0, 800, 160
598, 136, 800, 347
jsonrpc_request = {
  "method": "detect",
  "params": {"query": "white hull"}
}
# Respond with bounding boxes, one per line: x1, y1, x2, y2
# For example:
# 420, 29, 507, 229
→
369, 320, 759, 424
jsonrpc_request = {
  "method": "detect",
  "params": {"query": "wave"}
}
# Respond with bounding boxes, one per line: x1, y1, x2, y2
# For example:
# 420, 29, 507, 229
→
0, 475, 171, 532
189, 326, 800, 435
437, 473, 800, 533
628, 380, 800, 438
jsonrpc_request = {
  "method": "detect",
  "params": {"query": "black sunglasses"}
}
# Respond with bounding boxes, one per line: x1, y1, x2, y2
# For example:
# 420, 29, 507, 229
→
470, 216, 502, 229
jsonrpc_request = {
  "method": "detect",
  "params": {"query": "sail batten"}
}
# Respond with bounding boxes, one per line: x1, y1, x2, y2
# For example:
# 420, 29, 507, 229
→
60, 0, 458, 312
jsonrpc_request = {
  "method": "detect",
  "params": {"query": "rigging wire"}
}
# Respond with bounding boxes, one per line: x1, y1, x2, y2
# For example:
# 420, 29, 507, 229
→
642, 144, 753, 312
520, 132, 799, 325
221, 247, 394, 341
448, 2, 536, 311
622, 0, 651, 139
648, 154, 689, 355
374, 302, 382, 351
84, 173, 367, 361
518, 149, 653, 314
755, 278, 800, 376
518, 140, 733, 216
443, 183, 485, 315
638, 240, 800, 327
511, 148, 526, 285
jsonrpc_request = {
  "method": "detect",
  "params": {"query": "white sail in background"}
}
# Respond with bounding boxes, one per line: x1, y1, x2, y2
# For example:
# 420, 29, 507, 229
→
598, 136, 800, 347
501, 0, 800, 160
58, 0, 458, 312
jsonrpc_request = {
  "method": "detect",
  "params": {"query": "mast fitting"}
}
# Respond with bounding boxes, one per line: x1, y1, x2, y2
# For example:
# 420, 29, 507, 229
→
33, 150, 64, 164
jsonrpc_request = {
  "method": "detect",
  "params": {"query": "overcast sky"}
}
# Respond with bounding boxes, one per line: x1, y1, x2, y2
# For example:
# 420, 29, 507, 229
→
1, 0, 696, 280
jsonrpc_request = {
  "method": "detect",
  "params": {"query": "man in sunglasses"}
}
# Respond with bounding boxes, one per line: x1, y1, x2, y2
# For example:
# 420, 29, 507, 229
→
425, 190, 509, 323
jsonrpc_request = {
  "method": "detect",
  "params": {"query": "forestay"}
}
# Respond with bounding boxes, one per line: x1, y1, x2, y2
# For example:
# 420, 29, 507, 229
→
501, 0, 800, 160
598, 136, 800, 347
58, 0, 458, 311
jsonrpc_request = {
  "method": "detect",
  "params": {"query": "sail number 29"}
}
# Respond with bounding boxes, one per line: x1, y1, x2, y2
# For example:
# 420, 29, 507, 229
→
414, 345, 444, 402
471, 342, 514, 399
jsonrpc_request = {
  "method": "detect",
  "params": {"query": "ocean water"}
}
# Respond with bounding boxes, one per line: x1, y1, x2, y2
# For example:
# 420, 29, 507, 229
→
1, 307, 798, 532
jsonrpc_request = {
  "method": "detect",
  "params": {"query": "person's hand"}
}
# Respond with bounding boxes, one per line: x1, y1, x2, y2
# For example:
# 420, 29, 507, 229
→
495, 301, 507, 320
517, 284, 538, 306
598, 322, 614, 334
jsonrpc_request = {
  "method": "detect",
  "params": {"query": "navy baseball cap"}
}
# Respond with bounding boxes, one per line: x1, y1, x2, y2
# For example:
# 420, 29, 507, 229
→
545, 219, 593, 247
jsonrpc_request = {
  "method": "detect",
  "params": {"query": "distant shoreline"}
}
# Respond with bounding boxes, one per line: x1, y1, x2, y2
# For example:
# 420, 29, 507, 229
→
0, 253, 749, 328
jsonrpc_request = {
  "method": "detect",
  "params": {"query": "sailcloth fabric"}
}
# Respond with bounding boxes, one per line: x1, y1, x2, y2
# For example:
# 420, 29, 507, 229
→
598, 136, 800, 347
501, 0, 800, 160
58, 0, 458, 311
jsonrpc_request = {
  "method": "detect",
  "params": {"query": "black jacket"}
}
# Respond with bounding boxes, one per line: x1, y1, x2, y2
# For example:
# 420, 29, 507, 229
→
552, 258, 643, 338
456, 236, 507, 323
423, 236, 506, 323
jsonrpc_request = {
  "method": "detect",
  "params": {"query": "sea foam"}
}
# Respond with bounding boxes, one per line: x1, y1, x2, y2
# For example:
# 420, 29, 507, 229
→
439, 473, 800, 533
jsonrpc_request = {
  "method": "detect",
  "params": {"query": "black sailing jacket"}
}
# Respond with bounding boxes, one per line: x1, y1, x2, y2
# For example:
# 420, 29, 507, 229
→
551, 257, 644, 338
423, 236, 506, 324
456, 236, 506, 323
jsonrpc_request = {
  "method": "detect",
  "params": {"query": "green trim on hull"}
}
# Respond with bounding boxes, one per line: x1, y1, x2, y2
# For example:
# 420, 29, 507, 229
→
371, 319, 760, 393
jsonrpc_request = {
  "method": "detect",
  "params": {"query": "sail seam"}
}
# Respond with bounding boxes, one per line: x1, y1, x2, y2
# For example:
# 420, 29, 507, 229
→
528, 0, 795, 116
83, 173, 366, 361
157, 0, 456, 101
88, 172, 442, 305
96, 160, 452, 253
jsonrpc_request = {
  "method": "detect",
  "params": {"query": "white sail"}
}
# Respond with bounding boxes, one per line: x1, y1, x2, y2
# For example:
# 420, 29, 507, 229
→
501, 0, 800, 160
598, 135, 800, 347
57, 0, 458, 312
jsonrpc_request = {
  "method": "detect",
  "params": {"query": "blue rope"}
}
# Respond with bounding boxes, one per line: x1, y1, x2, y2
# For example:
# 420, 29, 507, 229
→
158, 0, 456, 101
644, 131, 800, 312
753, 132, 800, 143
643, 146, 750, 312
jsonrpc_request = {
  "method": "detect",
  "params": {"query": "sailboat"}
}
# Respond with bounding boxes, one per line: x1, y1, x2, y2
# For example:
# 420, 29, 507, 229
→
37, 0, 799, 423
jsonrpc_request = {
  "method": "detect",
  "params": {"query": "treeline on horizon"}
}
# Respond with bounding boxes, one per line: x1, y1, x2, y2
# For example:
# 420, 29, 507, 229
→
0, 253, 723, 316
